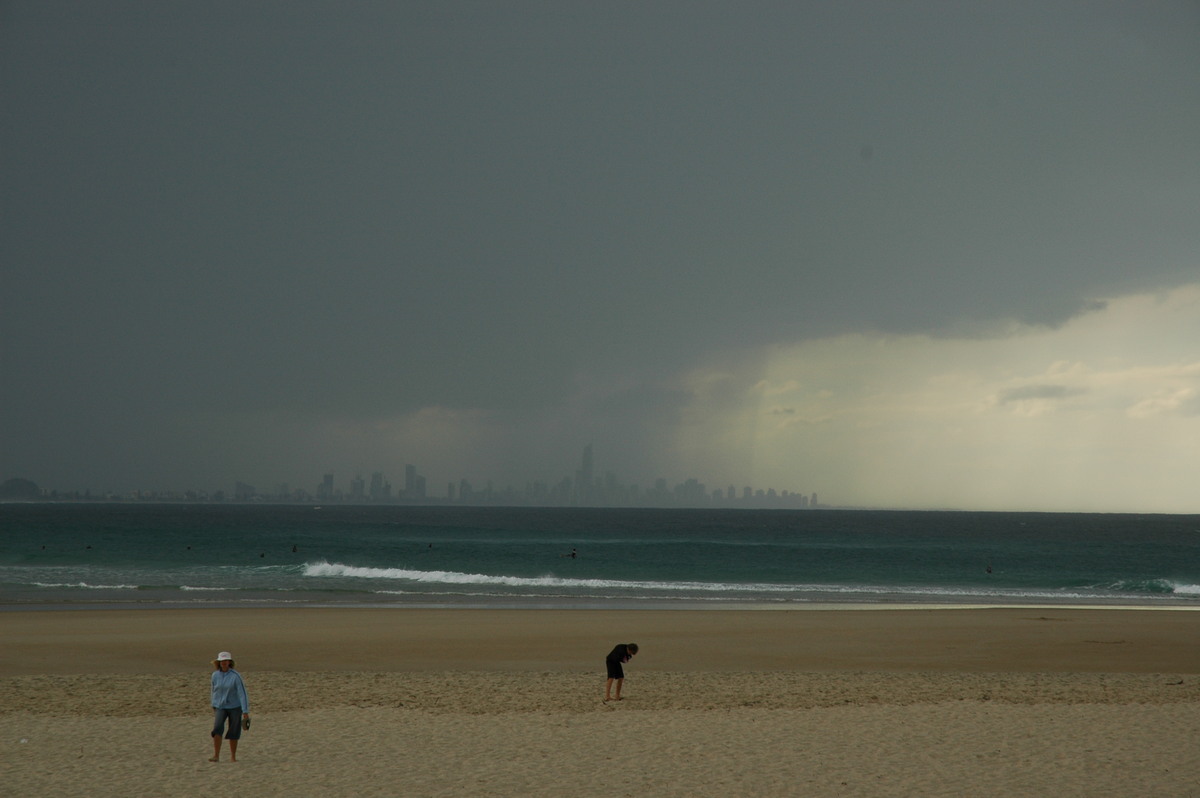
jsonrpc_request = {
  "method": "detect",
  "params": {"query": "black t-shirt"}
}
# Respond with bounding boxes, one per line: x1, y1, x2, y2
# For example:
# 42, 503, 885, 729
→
607, 644, 630, 663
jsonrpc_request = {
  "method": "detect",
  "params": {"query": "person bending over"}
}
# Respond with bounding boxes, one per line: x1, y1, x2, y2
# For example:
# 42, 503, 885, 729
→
604, 642, 639, 702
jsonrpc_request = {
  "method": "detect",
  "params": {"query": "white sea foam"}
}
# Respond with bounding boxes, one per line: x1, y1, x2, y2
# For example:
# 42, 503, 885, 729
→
298, 560, 1183, 602
302, 560, 785, 592
1092, 578, 1196, 596
32, 581, 138, 590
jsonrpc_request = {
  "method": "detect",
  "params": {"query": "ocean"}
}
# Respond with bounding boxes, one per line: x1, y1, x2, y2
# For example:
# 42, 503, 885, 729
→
1, 504, 1197, 610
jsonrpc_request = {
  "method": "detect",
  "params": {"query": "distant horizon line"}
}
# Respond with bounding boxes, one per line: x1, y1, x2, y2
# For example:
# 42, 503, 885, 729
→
4, 496, 1199, 516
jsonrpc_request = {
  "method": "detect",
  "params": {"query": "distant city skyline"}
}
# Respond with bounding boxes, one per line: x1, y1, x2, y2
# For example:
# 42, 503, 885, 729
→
3, 445, 822, 509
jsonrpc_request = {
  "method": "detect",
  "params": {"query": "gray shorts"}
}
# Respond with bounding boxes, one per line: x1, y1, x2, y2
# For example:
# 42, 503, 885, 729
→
211, 706, 243, 740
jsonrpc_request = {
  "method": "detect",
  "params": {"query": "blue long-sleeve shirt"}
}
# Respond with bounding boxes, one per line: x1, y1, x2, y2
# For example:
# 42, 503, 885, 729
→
211, 668, 250, 712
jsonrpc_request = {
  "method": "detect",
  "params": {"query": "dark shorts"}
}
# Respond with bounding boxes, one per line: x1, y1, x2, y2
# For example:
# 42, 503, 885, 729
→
606, 658, 624, 680
212, 706, 243, 740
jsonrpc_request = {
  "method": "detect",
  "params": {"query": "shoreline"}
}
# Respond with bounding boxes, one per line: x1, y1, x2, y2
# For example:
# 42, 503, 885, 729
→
4, 591, 1199, 613
5, 600, 1200, 613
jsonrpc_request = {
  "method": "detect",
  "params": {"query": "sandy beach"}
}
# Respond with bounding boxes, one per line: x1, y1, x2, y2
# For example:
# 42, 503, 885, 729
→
3, 607, 1198, 796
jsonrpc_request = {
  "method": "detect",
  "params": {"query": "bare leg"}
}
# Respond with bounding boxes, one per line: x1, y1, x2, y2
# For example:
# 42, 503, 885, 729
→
229, 738, 238, 762
604, 677, 614, 701
614, 678, 624, 700
210, 733, 221, 761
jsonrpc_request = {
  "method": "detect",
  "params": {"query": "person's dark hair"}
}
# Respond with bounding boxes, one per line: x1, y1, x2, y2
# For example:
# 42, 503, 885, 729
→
627, 643, 639, 654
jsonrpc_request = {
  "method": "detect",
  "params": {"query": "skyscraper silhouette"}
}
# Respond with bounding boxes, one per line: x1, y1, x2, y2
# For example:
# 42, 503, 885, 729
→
575, 444, 594, 505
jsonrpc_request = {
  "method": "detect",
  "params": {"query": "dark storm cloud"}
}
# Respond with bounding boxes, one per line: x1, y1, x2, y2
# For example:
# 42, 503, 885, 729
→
3, 1, 1199, 492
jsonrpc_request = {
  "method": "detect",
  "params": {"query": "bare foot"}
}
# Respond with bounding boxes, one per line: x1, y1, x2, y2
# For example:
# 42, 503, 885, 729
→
208, 757, 219, 762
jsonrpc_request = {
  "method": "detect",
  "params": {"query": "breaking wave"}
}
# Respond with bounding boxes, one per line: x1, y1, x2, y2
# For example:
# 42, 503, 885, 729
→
299, 561, 1200, 602
1091, 579, 1200, 596
302, 560, 788, 593
33, 581, 139, 590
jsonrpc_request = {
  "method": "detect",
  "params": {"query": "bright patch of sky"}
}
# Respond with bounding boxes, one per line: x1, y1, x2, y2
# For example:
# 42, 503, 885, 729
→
716, 284, 1200, 511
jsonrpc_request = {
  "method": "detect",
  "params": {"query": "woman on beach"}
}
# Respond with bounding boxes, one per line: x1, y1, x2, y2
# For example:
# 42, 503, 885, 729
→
604, 643, 638, 702
210, 651, 250, 762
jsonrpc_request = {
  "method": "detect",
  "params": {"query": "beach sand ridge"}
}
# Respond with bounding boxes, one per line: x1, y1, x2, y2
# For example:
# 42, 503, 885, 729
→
6, 669, 1199, 717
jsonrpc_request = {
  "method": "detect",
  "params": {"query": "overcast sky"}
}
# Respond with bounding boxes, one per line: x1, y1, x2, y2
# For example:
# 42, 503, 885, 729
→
3, 2, 1199, 511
